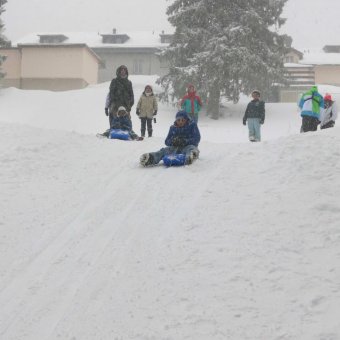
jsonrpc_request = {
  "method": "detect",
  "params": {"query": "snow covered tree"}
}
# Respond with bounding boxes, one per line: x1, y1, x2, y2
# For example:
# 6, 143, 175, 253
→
0, 0, 8, 80
159, 0, 291, 119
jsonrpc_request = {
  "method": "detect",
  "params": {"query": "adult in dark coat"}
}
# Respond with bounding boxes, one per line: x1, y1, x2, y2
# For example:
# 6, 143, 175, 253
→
105, 65, 134, 126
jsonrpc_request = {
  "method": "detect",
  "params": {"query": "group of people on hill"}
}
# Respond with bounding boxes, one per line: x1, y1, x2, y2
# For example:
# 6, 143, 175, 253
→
298, 85, 338, 132
102, 65, 202, 166
241, 85, 338, 143
101, 65, 337, 166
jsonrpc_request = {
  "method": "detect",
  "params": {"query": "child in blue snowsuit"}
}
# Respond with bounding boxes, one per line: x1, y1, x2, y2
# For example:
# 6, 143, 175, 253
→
108, 106, 141, 140
140, 110, 200, 166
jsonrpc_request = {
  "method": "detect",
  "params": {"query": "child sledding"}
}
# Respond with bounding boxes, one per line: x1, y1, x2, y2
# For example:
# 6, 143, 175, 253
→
140, 110, 201, 167
99, 106, 143, 141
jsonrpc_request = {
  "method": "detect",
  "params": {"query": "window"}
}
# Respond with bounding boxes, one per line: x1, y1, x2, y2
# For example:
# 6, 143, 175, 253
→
133, 60, 143, 74
284, 56, 294, 63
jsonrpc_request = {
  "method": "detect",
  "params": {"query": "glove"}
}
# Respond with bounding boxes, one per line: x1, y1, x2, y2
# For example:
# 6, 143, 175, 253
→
153, 110, 157, 116
172, 136, 186, 147
136, 109, 140, 116
260, 119, 264, 125
243, 119, 246, 126
153, 118, 157, 123
105, 108, 109, 116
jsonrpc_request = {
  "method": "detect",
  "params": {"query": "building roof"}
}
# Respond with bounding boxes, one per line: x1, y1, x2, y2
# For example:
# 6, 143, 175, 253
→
301, 52, 340, 65
13, 31, 172, 49
289, 47, 303, 59
17, 43, 102, 63
284, 63, 313, 68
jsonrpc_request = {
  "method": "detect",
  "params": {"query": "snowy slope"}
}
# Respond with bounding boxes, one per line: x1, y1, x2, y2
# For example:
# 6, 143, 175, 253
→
1, 78, 340, 340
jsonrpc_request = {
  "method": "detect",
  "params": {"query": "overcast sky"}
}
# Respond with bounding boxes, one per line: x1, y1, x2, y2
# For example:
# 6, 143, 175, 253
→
3, 0, 340, 50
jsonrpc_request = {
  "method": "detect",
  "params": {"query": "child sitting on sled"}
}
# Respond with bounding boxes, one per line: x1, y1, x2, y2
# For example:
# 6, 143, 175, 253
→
140, 110, 200, 166
109, 106, 143, 140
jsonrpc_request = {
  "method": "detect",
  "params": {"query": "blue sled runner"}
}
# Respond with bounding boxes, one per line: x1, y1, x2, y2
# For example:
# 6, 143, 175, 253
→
109, 129, 130, 140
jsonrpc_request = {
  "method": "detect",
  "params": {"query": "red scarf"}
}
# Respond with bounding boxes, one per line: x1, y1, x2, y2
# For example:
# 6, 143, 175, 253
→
182, 91, 202, 113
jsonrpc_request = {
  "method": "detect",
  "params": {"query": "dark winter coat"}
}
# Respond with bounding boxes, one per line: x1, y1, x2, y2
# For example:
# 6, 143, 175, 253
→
243, 99, 265, 123
110, 115, 132, 131
165, 112, 201, 147
108, 65, 134, 113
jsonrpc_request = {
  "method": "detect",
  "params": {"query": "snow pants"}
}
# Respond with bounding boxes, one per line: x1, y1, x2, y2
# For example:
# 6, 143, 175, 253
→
320, 120, 335, 129
301, 116, 319, 133
148, 145, 200, 165
140, 117, 153, 137
247, 118, 261, 142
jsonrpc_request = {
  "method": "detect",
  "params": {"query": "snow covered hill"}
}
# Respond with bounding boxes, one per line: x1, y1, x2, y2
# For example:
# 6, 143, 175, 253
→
1, 77, 340, 340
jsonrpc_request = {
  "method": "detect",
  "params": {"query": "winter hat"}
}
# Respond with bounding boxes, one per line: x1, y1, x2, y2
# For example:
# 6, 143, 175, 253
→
117, 106, 127, 112
145, 85, 153, 91
324, 93, 332, 101
252, 90, 261, 96
310, 85, 318, 93
176, 110, 190, 120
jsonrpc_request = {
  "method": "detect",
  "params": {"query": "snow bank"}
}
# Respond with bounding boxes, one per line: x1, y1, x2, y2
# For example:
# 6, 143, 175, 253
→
1, 78, 340, 340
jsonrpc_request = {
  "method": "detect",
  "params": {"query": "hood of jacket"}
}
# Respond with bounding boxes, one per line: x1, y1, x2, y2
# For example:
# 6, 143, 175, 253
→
116, 65, 129, 78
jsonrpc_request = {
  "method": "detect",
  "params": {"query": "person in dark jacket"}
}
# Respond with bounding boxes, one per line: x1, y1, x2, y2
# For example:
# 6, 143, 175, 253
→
105, 65, 134, 126
243, 90, 265, 142
140, 110, 200, 166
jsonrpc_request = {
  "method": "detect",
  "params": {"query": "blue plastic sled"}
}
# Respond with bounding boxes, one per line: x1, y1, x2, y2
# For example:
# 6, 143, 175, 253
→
109, 129, 130, 140
163, 153, 186, 167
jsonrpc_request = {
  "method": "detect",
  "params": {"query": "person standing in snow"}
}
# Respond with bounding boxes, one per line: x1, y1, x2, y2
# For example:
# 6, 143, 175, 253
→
106, 65, 134, 125
298, 85, 324, 133
140, 110, 200, 167
243, 90, 265, 142
320, 93, 337, 129
180, 84, 203, 123
136, 85, 158, 137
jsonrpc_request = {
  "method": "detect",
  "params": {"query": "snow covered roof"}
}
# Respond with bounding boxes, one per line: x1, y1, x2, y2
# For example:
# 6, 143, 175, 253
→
13, 31, 172, 49
284, 63, 313, 68
301, 52, 340, 65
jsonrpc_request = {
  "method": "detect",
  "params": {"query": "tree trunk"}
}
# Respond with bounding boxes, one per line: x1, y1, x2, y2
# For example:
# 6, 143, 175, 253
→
207, 88, 220, 120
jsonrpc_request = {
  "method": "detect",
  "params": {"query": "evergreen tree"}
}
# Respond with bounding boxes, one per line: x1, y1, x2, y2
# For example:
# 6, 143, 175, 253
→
159, 0, 291, 119
0, 0, 8, 80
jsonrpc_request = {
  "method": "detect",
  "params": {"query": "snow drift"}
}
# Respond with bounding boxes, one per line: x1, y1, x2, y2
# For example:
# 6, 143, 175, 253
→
1, 77, 340, 340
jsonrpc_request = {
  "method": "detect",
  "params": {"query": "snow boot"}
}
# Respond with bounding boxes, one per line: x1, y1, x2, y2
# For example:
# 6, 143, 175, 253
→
97, 129, 110, 138
186, 150, 199, 165
140, 153, 154, 167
